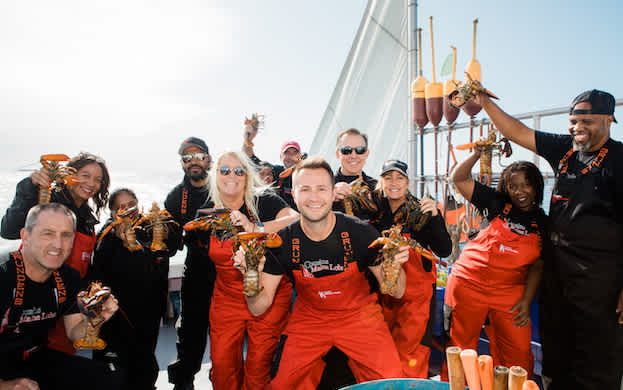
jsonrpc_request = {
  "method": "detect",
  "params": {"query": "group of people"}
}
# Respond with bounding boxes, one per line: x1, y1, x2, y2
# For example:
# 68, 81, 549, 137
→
0, 88, 620, 390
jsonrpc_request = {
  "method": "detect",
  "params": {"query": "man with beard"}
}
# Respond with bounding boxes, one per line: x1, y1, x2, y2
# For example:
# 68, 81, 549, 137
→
472, 89, 622, 390
165, 137, 213, 390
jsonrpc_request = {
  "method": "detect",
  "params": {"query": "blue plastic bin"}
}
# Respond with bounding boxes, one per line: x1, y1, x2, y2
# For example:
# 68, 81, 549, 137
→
340, 378, 451, 389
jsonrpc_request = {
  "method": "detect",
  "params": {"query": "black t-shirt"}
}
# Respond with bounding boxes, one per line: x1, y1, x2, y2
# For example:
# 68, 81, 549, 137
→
0, 253, 82, 355
470, 180, 547, 237
535, 131, 623, 256
263, 213, 380, 280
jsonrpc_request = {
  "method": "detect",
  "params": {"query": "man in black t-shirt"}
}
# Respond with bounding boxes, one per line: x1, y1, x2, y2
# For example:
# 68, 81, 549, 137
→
0, 203, 119, 390
233, 157, 409, 389
473, 89, 622, 390
165, 136, 213, 390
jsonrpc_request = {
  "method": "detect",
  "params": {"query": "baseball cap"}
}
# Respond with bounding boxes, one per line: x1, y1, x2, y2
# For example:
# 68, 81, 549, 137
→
570, 89, 617, 123
178, 137, 209, 155
280, 140, 301, 155
380, 159, 408, 177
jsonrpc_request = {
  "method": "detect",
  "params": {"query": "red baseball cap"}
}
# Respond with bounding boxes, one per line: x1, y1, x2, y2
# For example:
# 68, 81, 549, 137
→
280, 140, 301, 155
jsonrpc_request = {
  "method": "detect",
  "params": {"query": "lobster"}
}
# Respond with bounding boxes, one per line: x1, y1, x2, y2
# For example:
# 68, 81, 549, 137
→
448, 71, 498, 109
342, 177, 378, 216
183, 208, 241, 241
368, 225, 436, 295
97, 204, 143, 251
38, 154, 78, 204
456, 129, 512, 185
243, 113, 265, 149
233, 232, 283, 297
394, 193, 431, 232
74, 281, 111, 350
278, 153, 308, 180
135, 202, 179, 252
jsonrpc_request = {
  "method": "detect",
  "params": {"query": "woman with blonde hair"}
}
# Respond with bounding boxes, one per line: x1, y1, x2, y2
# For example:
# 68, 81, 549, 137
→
201, 150, 297, 390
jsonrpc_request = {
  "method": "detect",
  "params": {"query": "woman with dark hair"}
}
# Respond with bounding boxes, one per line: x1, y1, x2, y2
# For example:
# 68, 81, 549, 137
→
90, 188, 173, 390
445, 150, 547, 375
1, 152, 111, 353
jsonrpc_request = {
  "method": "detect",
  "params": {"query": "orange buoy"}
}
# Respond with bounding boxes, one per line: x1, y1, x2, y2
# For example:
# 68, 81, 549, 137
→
413, 28, 429, 129
443, 46, 460, 124
425, 16, 442, 127
463, 19, 482, 117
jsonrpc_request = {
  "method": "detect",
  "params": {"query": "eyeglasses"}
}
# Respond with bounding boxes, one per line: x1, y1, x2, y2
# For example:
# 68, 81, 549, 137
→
219, 165, 246, 176
181, 153, 208, 163
339, 146, 367, 155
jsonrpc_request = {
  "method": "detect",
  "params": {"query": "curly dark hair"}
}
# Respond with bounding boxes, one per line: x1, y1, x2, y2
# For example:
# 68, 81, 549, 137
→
67, 152, 110, 216
108, 188, 138, 212
496, 161, 544, 207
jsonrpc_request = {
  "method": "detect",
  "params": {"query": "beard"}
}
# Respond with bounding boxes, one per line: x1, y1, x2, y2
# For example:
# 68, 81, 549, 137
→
572, 138, 590, 152
185, 165, 208, 181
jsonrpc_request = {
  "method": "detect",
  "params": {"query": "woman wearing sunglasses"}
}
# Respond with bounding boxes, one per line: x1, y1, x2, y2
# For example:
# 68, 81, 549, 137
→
199, 151, 298, 390
371, 159, 452, 379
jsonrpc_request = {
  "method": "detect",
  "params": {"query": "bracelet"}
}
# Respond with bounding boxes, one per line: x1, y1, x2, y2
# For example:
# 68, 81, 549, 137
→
255, 222, 264, 233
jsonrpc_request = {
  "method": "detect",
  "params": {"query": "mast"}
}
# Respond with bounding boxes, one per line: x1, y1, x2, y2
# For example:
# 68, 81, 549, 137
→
407, 0, 419, 195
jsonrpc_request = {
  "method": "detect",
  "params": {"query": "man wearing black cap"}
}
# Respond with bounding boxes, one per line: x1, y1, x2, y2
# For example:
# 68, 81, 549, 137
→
165, 136, 213, 390
473, 90, 622, 390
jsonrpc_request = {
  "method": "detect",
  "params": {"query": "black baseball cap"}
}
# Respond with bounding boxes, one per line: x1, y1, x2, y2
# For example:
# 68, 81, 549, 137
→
570, 89, 617, 123
380, 159, 408, 177
178, 137, 210, 155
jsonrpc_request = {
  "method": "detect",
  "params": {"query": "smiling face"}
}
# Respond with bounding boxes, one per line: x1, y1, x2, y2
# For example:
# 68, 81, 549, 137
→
21, 209, 75, 277
380, 170, 409, 202
68, 162, 103, 207
181, 145, 210, 182
111, 191, 137, 219
506, 171, 537, 212
336, 133, 369, 176
568, 102, 611, 152
281, 147, 301, 169
216, 154, 247, 199
293, 168, 334, 224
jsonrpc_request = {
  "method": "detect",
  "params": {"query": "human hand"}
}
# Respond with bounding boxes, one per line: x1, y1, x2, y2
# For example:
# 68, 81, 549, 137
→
244, 123, 258, 142
419, 197, 438, 217
387, 244, 410, 266
0, 378, 40, 390
333, 182, 352, 201
230, 210, 253, 233
510, 298, 531, 327
100, 294, 118, 322
30, 168, 51, 188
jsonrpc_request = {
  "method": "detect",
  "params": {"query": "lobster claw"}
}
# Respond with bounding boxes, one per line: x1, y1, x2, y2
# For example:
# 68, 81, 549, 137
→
368, 237, 390, 249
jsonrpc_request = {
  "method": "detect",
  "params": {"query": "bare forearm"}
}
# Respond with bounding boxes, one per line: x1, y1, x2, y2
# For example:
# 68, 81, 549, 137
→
479, 95, 537, 152
450, 151, 479, 201
389, 269, 406, 299
65, 317, 87, 343
522, 259, 543, 304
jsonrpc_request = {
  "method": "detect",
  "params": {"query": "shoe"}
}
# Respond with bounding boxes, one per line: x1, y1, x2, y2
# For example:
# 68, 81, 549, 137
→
172, 383, 194, 390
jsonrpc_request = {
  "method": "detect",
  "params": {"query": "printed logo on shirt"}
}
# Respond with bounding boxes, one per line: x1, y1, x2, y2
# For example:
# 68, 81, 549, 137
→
499, 244, 519, 254
502, 219, 530, 236
303, 259, 344, 275
291, 238, 301, 264
318, 290, 342, 299
19, 307, 57, 324
81, 251, 91, 262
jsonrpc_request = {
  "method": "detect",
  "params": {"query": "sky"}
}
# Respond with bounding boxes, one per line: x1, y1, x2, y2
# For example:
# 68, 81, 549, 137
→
0, 0, 621, 178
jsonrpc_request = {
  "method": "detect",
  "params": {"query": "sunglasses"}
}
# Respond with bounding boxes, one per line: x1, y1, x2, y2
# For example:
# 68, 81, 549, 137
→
181, 153, 208, 163
219, 165, 246, 176
339, 146, 367, 155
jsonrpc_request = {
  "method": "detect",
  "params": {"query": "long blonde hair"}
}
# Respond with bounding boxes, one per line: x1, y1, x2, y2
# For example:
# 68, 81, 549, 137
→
208, 150, 273, 219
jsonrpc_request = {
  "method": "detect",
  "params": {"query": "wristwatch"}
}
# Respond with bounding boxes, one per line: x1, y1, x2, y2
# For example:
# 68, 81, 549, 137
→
255, 221, 264, 233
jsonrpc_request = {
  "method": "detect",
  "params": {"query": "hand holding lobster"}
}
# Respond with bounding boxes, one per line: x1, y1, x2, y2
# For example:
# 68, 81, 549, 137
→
448, 72, 498, 109
183, 208, 240, 241
340, 177, 378, 216
232, 232, 283, 297
394, 193, 432, 232
97, 204, 142, 251
35, 154, 78, 204
369, 225, 435, 295
74, 281, 118, 350
135, 202, 179, 252
456, 129, 512, 184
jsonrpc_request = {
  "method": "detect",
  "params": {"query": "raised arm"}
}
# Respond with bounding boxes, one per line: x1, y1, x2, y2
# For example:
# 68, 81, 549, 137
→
449, 150, 479, 202
1, 177, 41, 239
476, 94, 537, 153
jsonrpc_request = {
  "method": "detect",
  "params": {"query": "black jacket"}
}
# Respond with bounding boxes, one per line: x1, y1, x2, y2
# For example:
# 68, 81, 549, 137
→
1, 177, 98, 239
